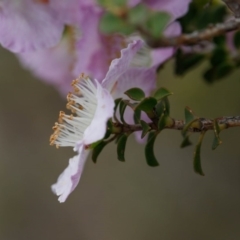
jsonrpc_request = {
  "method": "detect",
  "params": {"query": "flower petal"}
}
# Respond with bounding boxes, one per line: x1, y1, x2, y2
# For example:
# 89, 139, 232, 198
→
51, 147, 89, 203
111, 67, 156, 99
151, 21, 181, 67
0, 0, 64, 52
83, 80, 115, 145
143, 0, 191, 20
102, 40, 144, 91
17, 33, 75, 95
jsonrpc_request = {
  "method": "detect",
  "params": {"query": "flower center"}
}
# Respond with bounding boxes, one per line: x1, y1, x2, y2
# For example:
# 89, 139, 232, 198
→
50, 75, 98, 148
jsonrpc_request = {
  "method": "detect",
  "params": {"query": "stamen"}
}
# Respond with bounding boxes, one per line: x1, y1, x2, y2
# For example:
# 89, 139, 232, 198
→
50, 75, 98, 148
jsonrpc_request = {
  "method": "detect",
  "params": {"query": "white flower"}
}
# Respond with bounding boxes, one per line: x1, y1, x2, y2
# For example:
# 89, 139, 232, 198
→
50, 74, 114, 202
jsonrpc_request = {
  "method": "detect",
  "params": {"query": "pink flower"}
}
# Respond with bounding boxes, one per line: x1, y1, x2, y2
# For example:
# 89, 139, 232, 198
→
51, 40, 156, 202
17, 27, 76, 95
51, 75, 114, 203
0, 0, 66, 52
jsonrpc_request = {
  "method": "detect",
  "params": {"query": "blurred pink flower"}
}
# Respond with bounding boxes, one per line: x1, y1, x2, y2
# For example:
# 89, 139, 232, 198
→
0, 0, 65, 52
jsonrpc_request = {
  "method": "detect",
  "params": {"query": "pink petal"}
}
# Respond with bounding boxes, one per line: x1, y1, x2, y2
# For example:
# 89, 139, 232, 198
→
151, 21, 181, 67
51, 147, 89, 203
112, 67, 156, 99
144, 0, 191, 20
17, 33, 75, 95
0, 0, 64, 53
83, 80, 115, 145
73, 5, 110, 80
102, 40, 144, 91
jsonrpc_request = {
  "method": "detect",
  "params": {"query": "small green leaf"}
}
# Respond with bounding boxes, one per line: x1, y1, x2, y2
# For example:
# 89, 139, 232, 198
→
212, 119, 222, 150
234, 31, 240, 49
128, 4, 149, 25
146, 12, 171, 39
157, 114, 166, 131
215, 62, 233, 79
92, 141, 108, 163
145, 132, 159, 167
154, 88, 173, 101
119, 100, 128, 124
134, 108, 141, 124
182, 107, 198, 137
210, 47, 227, 66
124, 88, 145, 101
155, 97, 170, 117
180, 136, 192, 148
117, 134, 129, 162
135, 97, 157, 113
175, 50, 205, 76
193, 131, 206, 176
100, 12, 134, 35
140, 120, 150, 138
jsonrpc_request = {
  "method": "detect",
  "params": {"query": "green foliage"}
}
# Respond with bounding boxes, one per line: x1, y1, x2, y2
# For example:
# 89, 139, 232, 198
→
153, 87, 173, 101
119, 100, 128, 124
234, 31, 240, 49
140, 120, 150, 138
193, 132, 206, 176
100, 12, 134, 35
175, 50, 205, 76
145, 132, 159, 167
125, 88, 145, 101
212, 119, 222, 150
92, 141, 108, 163
117, 134, 129, 161
145, 12, 171, 39
135, 97, 157, 113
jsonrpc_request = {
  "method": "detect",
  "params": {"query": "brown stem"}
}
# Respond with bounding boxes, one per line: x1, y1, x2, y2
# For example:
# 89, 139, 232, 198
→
113, 116, 240, 134
147, 19, 240, 48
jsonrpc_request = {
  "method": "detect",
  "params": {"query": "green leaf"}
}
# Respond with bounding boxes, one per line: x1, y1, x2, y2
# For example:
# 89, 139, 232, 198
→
175, 50, 205, 76
98, 0, 127, 7
117, 134, 129, 162
146, 12, 171, 39
100, 12, 134, 35
92, 141, 108, 163
234, 31, 240, 49
193, 131, 206, 176
180, 136, 192, 148
124, 88, 145, 101
212, 119, 222, 150
119, 100, 128, 124
140, 120, 150, 138
134, 108, 141, 124
145, 132, 159, 167
128, 4, 149, 25
157, 114, 166, 131
154, 88, 173, 101
210, 47, 227, 66
215, 62, 233, 79
155, 97, 170, 117
135, 97, 157, 113
182, 107, 198, 137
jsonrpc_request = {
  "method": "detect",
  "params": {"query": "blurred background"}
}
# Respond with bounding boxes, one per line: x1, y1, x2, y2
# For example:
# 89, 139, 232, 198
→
1, 45, 240, 240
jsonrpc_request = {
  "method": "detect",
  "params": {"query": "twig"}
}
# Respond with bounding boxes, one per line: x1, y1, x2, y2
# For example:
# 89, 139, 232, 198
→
148, 19, 240, 48
113, 116, 240, 133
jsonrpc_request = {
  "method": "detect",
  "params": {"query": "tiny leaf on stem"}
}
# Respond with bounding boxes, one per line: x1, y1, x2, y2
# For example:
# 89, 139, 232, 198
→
140, 120, 150, 138
193, 131, 206, 176
124, 88, 145, 101
92, 141, 108, 163
117, 134, 129, 162
145, 132, 159, 167
154, 88, 173, 101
